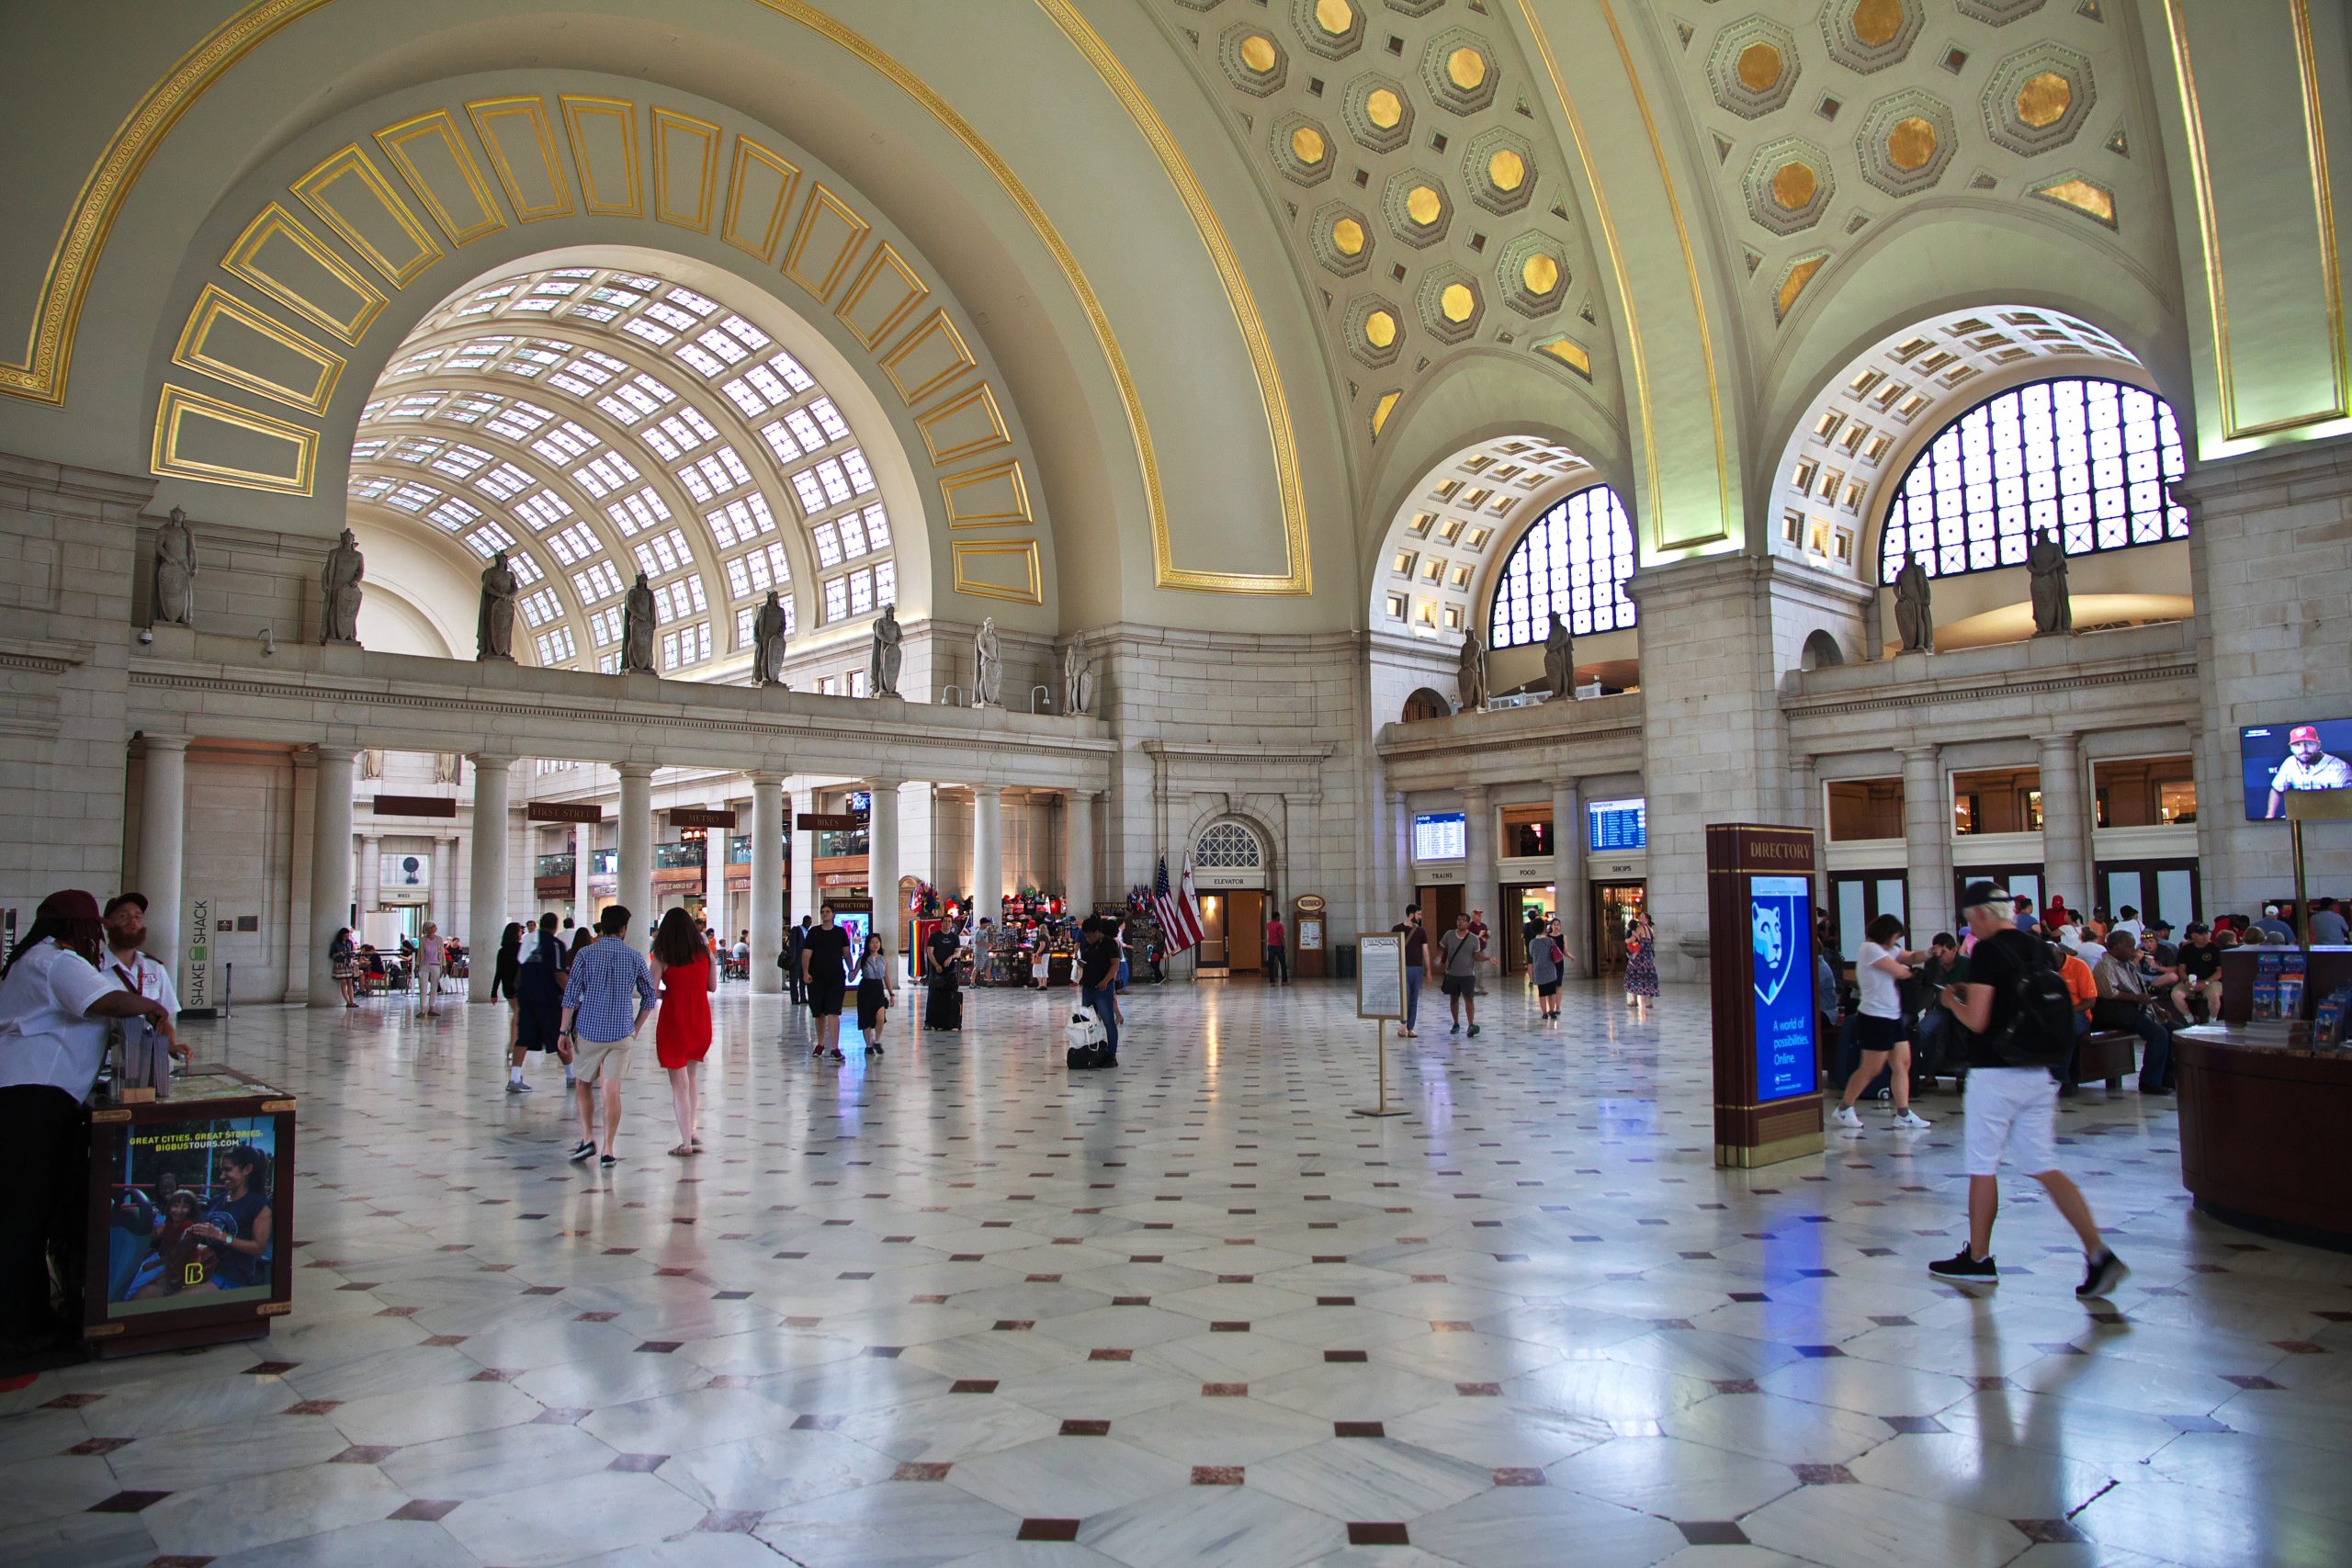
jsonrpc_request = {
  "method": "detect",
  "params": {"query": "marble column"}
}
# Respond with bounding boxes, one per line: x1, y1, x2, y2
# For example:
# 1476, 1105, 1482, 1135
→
2039, 732, 2088, 916
703, 798, 729, 936
572, 821, 594, 924
308, 746, 356, 1008
1066, 790, 1098, 916
973, 784, 1004, 923
1382, 790, 1408, 923
137, 737, 187, 970
752, 774, 785, 995
618, 763, 653, 936
1464, 782, 1494, 927
357, 832, 381, 926
467, 757, 510, 1000
869, 778, 900, 966
430, 837, 454, 938
787, 780, 816, 928
1901, 745, 1952, 939
1551, 778, 1586, 972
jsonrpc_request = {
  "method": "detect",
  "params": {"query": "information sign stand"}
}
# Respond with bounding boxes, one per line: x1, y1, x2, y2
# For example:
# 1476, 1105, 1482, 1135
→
1706, 824, 1824, 1168
1353, 931, 1408, 1117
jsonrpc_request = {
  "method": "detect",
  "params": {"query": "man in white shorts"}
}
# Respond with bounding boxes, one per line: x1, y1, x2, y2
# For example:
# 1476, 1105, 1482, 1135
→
1928, 880, 2128, 1300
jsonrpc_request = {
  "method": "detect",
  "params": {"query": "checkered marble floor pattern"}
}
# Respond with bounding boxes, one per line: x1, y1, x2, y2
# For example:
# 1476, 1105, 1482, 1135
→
6, 976, 2351, 1568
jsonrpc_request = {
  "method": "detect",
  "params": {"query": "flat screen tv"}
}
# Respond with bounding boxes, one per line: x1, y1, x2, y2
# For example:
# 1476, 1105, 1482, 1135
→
2241, 720, 2352, 820
1413, 812, 1466, 862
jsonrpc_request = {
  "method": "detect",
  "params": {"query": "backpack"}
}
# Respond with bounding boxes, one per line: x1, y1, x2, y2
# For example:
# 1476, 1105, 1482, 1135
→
1065, 1008, 1110, 1069
1988, 942, 2077, 1067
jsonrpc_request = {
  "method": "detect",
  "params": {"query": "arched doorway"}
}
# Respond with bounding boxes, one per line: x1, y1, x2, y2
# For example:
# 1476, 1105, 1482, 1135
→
1193, 816, 1271, 978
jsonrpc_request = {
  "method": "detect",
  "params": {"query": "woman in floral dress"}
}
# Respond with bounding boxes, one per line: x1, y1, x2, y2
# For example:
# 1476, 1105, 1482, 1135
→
1623, 910, 1659, 1011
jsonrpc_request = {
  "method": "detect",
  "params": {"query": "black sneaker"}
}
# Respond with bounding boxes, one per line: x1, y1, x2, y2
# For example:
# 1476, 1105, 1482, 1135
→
1928, 1247, 1998, 1285
1467, 1023, 1480, 1037
599, 1153, 619, 1169
2076, 1250, 2130, 1300
567, 1140, 595, 1163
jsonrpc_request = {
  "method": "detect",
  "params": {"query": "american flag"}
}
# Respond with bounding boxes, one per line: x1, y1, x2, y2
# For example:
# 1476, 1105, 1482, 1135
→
1152, 853, 1203, 955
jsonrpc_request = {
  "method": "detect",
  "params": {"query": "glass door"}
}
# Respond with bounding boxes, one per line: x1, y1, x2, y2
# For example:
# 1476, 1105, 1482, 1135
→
1592, 882, 1645, 974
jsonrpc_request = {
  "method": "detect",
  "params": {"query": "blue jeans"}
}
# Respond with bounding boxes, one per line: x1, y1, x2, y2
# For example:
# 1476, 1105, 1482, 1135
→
1082, 986, 1119, 1059
2125, 1011, 2173, 1088
1404, 969, 1423, 1031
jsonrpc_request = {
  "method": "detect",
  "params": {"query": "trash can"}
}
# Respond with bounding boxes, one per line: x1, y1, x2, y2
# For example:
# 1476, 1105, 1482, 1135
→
1334, 942, 1357, 980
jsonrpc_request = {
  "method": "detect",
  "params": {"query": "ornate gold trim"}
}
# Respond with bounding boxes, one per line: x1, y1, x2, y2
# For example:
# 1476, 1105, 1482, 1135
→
467, 96, 575, 223
879, 310, 979, 405
222, 203, 387, 344
783, 182, 872, 302
560, 95, 643, 217
651, 107, 722, 231
1034, 0, 1309, 595
291, 144, 443, 288
915, 382, 1012, 466
152, 383, 318, 494
375, 109, 506, 246
950, 539, 1044, 603
2163, 0, 2347, 441
721, 136, 799, 261
940, 457, 1033, 527
834, 242, 931, 350
171, 284, 345, 413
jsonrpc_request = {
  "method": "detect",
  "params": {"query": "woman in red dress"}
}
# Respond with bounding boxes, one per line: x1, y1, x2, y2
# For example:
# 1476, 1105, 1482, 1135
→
650, 908, 716, 1156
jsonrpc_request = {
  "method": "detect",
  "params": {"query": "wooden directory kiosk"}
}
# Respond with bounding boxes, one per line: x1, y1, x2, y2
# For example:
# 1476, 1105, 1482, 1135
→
1293, 894, 1328, 979
1707, 824, 1824, 1168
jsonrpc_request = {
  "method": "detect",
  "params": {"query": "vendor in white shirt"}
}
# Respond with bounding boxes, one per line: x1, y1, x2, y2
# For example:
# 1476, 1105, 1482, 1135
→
102, 894, 183, 1091
0, 889, 180, 1352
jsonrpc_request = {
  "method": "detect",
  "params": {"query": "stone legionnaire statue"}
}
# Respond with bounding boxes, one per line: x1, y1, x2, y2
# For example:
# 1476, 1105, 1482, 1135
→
870, 603, 903, 696
435, 752, 463, 785
1457, 625, 1488, 712
1062, 640, 1094, 716
2028, 530, 2072, 637
973, 615, 1002, 706
621, 570, 658, 672
476, 549, 517, 661
752, 590, 788, 685
320, 527, 365, 644
1894, 555, 1934, 653
153, 506, 196, 626
1542, 611, 1574, 700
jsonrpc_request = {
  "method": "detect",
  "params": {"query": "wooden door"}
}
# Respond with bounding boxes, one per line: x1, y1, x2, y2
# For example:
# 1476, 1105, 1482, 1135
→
1230, 890, 1265, 973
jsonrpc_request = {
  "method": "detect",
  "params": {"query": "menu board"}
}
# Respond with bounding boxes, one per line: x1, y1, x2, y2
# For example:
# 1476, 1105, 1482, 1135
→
1588, 798, 1646, 852
1357, 932, 1405, 1019
1413, 812, 1466, 862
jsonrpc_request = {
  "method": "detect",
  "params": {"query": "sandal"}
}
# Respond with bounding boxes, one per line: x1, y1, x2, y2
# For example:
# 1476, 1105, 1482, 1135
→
669, 1144, 695, 1157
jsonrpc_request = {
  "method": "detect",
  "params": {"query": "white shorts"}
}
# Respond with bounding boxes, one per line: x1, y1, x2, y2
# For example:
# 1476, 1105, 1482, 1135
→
1963, 1067, 2059, 1177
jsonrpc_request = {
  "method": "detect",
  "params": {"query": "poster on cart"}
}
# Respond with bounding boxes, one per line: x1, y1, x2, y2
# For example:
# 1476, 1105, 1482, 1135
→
103, 1112, 279, 1317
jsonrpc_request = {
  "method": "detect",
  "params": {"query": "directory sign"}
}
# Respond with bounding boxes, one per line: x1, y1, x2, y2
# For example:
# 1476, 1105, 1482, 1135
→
1588, 798, 1646, 852
1412, 812, 1466, 862
1357, 932, 1404, 1020
1749, 875, 1816, 1102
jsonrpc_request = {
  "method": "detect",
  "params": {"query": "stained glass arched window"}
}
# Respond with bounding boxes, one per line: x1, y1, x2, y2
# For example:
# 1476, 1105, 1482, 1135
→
1876, 377, 2188, 586
1487, 485, 1635, 649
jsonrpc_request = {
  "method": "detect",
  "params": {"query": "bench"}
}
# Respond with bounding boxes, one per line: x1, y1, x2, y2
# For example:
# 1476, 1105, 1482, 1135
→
2070, 1030, 2137, 1091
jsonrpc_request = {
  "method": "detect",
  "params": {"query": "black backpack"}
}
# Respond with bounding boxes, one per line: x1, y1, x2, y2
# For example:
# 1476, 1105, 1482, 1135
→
1988, 942, 2077, 1067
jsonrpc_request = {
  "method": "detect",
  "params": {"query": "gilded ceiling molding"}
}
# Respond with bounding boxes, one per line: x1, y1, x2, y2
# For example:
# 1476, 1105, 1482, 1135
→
1034, 0, 1311, 596
1514, 0, 1733, 553
0, 0, 334, 405
2161, 0, 2346, 442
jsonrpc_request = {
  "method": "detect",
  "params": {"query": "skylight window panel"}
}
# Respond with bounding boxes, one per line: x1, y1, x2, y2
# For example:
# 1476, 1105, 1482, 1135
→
590, 605, 624, 647
757, 540, 790, 583
519, 588, 561, 628
824, 576, 848, 623
348, 474, 393, 500
849, 569, 874, 617
548, 371, 598, 398
714, 446, 752, 489
531, 422, 598, 465
808, 398, 850, 443
841, 448, 875, 495
510, 296, 562, 313
812, 523, 842, 568
537, 626, 577, 664
442, 394, 497, 423
506, 551, 543, 586
614, 274, 660, 292
462, 522, 515, 558
791, 469, 827, 516
860, 503, 889, 550
431, 445, 491, 479
643, 300, 700, 333
445, 336, 511, 370
723, 373, 772, 419
814, 458, 853, 505
635, 527, 691, 578
532, 277, 582, 297
674, 341, 726, 378
694, 325, 752, 368
589, 285, 643, 306
727, 545, 775, 596
838, 512, 867, 558
719, 313, 771, 350
757, 420, 804, 467
665, 287, 718, 317
514, 489, 571, 530
573, 559, 625, 602
565, 299, 620, 322
428, 497, 480, 531
735, 604, 757, 648
874, 559, 895, 605
548, 522, 599, 566
726, 558, 753, 598
485, 400, 554, 441
388, 481, 438, 512
784, 407, 825, 453
607, 486, 671, 536
348, 438, 388, 464
574, 453, 640, 499
477, 462, 530, 501
622, 316, 678, 348
767, 352, 813, 392
455, 285, 514, 318
360, 398, 389, 422
390, 392, 441, 419
390, 347, 444, 377
388, 435, 441, 464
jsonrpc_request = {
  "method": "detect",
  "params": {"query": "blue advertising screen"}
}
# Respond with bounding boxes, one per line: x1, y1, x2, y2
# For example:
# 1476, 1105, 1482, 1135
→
1588, 798, 1646, 852
1749, 874, 1815, 1102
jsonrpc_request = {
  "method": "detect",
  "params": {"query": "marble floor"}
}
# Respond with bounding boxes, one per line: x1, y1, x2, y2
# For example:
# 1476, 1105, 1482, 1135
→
6, 975, 2349, 1568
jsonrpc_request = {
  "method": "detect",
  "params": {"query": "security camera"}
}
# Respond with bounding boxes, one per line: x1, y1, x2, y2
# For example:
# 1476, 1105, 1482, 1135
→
137, 628, 153, 646
258, 627, 277, 657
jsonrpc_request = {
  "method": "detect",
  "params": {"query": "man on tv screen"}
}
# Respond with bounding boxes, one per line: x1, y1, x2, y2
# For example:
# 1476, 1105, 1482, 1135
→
2266, 725, 2351, 818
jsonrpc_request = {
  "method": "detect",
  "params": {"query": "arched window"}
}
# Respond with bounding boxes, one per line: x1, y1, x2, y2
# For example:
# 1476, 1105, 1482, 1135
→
1487, 485, 1635, 649
1877, 377, 2187, 586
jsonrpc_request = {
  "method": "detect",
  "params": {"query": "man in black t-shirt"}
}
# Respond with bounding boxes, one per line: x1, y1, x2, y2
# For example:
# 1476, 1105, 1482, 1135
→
1928, 881, 2127, 1300
2172, 922, 2222, 1022
800, 905, 852, 1062
1393, 905, 1429, 1038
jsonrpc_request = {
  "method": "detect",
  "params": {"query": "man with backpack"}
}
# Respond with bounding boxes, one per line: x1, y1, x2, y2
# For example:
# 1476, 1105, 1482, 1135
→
1928, 881, 2128, 1299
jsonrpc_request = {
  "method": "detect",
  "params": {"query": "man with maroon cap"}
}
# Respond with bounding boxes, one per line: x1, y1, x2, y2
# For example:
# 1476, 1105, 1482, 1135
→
0, 890, 180, 1356
2266, 724, 2351, 818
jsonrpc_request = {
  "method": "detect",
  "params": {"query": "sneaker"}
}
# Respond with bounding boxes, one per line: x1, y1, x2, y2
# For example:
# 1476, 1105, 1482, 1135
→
829, 1049, 845, 1062
2076, 1249, 2130, 1300
505, 1080, 528, 1095
1467, 1024, 1480, 1037
1832, 1105, 1863, 1129
567, 1140, 595, 1163
1450, 1021, 1461, 1035
599, 1154, 619, 1169
1892, 1110, 1932, 1129
1928, 1247, 1998, 1285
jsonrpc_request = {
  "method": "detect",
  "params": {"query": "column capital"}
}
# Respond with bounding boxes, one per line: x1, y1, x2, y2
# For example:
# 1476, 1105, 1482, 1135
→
1462, 780, 1490, 802
468, 751, 514, 770
309, 743, 358, 765
1899, 743, 1941, 762
137, 733, 189, 755
2039, 731, 2081, 755
616, 761, 656, 781
973, 782, 1003, 800
750, 772, 786, 790
1064, 788, 1098, 803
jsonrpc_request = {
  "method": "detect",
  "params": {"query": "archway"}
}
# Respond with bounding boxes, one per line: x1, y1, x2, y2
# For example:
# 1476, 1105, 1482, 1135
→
1191, 814, 1274, 978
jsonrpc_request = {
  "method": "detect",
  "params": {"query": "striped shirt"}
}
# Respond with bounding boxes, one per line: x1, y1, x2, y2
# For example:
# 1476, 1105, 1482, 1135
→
561, 938, 657, 1042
